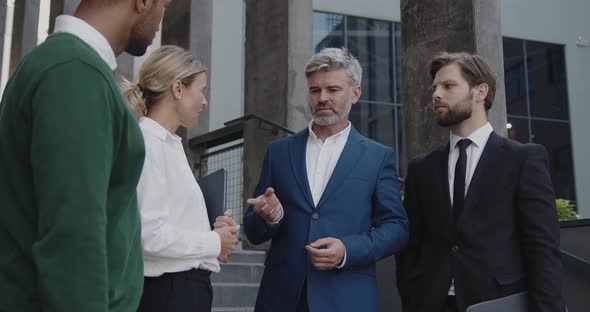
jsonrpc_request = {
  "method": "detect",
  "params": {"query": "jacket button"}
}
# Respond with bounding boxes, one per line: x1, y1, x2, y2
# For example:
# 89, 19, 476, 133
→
451, 245, 460, 253
312, 213, 319, 220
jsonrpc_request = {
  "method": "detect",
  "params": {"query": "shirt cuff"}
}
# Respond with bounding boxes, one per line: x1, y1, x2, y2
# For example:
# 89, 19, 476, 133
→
205, 230, 222, 258
265, 204, 284, 225
337, 246, 347, 269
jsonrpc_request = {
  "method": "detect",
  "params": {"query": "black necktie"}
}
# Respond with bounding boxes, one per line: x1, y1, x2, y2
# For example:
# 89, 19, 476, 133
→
453, 139, 472, 222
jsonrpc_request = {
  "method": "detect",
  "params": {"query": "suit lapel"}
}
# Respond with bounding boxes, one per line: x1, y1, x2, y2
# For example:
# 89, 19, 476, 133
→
289, 130, 315, 210
315, 128, 366, 211
433, 144, 454, 233
458, 132, 504, 224
437, 143, 453, 215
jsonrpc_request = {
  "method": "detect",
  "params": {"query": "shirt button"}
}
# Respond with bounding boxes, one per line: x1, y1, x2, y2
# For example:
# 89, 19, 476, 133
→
451, 245, 460, 253
312, 213, 319, 220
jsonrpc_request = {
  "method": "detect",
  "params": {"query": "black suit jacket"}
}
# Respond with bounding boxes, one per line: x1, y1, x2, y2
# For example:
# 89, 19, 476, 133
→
396, 132, 565, 312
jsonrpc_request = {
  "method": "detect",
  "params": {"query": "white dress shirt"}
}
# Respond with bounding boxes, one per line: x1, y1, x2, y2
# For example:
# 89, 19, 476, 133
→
306, 121, 352, 206
447, 122, 493, 295
53, 15, 117, 70
306, 121, 351, 267
137, 117, 221, 276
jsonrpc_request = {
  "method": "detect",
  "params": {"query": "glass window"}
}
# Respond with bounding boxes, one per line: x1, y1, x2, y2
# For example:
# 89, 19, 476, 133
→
503, 38, 528, 116
346, 16, 394, 104
395, 106, 404, 170
503, 37, 575, 202
313, 12, 344, 52
394, 24, 402, 104
507, 117, 530, 143
313, 12, 402, 173
161, 0, 190, 47
531, 120, 576, 200
526, 40, 569, 120
372, 103, 396, 148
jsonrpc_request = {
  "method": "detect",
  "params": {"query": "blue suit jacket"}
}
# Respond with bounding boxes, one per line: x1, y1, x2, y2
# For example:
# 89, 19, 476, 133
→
244, 127, 409, 312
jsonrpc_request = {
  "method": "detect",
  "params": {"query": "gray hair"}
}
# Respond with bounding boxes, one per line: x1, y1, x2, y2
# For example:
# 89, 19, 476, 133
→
305, 48, 362, 86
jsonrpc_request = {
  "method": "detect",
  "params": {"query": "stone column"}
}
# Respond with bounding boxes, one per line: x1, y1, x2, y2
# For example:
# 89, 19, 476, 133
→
188, 0, 213, 139
401, 0, 507, 165
0, 1, 7, 72
157, 0, 212, 166
242, 0, 312, 249
49, 0, 80, 33
473, 0, 507, 133
48, 0, 63, 34
0, 0, 12, 93
63, 0, 79, 15
20, 0, 41, 58
8, 0, 22, 74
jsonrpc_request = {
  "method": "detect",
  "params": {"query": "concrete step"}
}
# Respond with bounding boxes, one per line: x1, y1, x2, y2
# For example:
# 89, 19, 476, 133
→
226, 250, 266, 264
211, 249, 265, 309
211, 262, 264, 284
212, 283, 259, 308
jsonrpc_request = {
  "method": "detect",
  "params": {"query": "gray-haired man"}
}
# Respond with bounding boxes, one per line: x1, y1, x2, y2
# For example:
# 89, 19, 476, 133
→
243, 48, 409, 312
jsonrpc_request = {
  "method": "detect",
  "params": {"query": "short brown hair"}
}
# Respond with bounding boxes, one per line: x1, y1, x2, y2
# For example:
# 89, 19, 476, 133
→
429, 52, 497, 110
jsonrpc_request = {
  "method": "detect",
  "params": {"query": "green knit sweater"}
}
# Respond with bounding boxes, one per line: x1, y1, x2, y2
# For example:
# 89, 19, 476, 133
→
0, 33, 145, 311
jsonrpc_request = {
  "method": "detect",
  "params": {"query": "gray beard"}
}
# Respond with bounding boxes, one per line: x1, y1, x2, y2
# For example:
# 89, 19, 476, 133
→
313, 113, 345, 126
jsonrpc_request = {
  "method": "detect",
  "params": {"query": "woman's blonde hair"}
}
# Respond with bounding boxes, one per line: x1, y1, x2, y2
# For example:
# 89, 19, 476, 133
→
121, 45, 207, 119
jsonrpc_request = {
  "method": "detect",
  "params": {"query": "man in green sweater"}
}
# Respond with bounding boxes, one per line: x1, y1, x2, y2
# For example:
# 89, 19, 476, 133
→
0, 1, 171, 311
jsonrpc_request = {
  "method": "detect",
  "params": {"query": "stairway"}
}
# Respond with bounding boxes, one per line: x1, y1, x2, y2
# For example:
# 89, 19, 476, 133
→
211, 250, 266, 312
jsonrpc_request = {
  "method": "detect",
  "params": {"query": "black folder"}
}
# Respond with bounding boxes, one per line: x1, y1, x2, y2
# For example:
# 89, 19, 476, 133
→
197, 169, 227, 229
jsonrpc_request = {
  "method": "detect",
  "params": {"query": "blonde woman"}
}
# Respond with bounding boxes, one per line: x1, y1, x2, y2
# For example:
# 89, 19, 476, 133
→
121, 45, 239, 312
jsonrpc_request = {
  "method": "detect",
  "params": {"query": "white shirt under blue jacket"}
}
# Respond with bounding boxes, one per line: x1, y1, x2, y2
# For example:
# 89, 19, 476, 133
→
244, 125, 409, 312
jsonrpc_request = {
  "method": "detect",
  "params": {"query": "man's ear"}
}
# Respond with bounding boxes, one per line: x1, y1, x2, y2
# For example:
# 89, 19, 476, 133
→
352, 84, 362, 104
474, 83, 489, 103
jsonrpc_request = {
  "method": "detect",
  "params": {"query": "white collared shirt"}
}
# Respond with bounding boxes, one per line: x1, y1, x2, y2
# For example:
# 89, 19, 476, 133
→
448, 122, 494, 203
447, 122, 493, 295
306, 121, 352, 206
137, 117, 221, 276
53, 15, 117, 70
306, 121, 351, 268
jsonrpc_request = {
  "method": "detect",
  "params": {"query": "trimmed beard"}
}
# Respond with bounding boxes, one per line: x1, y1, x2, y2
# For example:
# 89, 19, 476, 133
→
312, 101, 352, 126
436, 95, 473, 127
313, 110, 346, 126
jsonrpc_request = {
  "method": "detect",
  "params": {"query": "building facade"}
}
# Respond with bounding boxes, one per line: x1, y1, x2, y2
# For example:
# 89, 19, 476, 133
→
1, 0, 588, 216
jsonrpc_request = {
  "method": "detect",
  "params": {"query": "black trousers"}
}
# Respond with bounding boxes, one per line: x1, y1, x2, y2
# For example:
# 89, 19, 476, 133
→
138, 268, 213, 312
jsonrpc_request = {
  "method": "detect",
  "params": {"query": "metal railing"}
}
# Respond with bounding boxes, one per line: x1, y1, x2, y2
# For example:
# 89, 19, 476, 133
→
189, 114, 294, 230
559, 218, 590, 310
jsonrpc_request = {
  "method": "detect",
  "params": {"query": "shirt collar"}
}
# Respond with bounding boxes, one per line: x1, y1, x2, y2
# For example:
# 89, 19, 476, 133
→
139, 117, 182, 142
449, 122, 493, 151
307, 120, 352, 143
53, 15, 117, 71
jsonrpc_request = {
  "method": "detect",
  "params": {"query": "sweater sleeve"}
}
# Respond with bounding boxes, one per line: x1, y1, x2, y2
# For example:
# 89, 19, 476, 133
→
29, 61, 115, 312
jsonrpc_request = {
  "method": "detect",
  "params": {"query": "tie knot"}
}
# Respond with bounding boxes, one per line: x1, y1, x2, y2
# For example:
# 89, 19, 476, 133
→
457, 138, 472, 151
